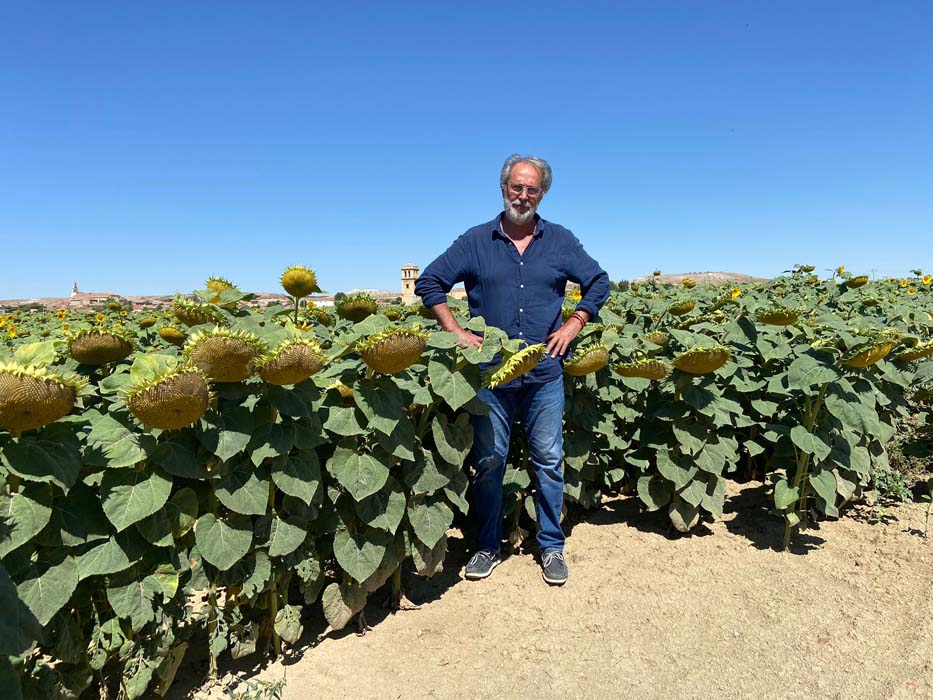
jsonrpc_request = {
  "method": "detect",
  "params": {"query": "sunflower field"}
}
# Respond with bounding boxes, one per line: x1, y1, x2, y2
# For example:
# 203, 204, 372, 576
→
1, 265, 931, 699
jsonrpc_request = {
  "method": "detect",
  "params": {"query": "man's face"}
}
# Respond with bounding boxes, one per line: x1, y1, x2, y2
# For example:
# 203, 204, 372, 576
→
502, 162, 543, 226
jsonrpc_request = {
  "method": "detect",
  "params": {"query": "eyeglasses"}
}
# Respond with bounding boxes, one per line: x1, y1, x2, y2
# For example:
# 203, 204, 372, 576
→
507, 183, 542, 197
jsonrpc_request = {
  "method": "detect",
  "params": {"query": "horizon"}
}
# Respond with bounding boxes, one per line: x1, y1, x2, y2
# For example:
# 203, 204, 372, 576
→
2, 2, 931, 298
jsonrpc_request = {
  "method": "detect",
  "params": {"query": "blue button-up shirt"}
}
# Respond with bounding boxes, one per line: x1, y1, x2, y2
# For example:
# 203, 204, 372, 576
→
415, 213, 611, 384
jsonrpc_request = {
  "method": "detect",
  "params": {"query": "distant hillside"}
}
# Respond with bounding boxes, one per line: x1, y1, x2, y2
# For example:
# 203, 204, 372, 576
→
629, 272, 769, 286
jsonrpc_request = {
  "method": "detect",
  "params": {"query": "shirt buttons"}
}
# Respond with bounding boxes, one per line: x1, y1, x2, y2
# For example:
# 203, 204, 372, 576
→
520, 284, 524, 288
520, 262, 523, 266
519, 308, 524, 312
519, 332, 523, 336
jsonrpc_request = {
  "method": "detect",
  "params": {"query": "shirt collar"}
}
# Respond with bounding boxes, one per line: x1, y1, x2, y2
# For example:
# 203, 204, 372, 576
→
491, 212, 544, 240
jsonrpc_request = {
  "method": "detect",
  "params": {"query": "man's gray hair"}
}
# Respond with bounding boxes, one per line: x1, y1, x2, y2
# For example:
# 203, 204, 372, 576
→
500, 154, 553, 195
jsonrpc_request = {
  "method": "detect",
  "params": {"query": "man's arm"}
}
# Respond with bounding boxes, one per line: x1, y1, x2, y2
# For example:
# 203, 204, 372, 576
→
414, 233, 482, 348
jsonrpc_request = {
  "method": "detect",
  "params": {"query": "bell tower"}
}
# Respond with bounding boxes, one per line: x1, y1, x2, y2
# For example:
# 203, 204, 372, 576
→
401, 264, 419, 305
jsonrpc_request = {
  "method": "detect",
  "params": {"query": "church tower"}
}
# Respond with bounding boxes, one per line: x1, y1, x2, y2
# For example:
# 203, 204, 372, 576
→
400, 264, 419, 305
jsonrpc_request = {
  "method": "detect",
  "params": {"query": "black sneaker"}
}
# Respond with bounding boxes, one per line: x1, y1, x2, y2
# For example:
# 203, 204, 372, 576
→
464, 549, 501, 580
541, 550, 568, 585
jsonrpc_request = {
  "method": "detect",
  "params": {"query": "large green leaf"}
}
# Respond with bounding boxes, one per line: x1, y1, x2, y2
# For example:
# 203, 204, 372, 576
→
668, 498, 699, 533
787, 353, 840, 391
773, 479, 799, 510
655, 451, 697, 490
149, 439, 210, 479
354, 377, 404, 435
407, 495, 453, 548
215, 460, 269, 516
85, 412, 150, 468
75, 531, 147, 580
411, 533, 447, 577
428, 359, 477, 410
107, 574, 163, 632
267, 517, 307, 558
0, 484, 52, 558
194, 513, 253, 571
248, 423, 294, 467
354, 476, 406, 534
0, 564, 42, 655
197, 405, 254, 462
136, 487, 198, 546
809, 469, 837, 507
431, 412, 473, 465
129, 354, 178, 385
402, 451, 450, 495
322, 406, 367, 437
321, 581, 366, 631
672, 420, 707, 456
332, 526, 389, 583
17, 550, 79, 627
2, 424, 82, 491
790, 426, 831, 461
271, 451, 321, 506
326, 443, 389, 501
101, 467, 173, 532
636, 475, 672, 511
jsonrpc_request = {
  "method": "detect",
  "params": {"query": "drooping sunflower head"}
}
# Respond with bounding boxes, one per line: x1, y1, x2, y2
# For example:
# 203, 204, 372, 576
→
0, 362, 85, 433
306, 306, 334, 327
895, 338, 933, 363
281, 266, 320, 299
800, 265, 816, 273
847, 275, 870, 289
336, 293, 378, 323
613, 357, 672, 381
257, 337, 326, 385
159, 326, 187, 346
67, 328, 135, 365
681, 278, 697, 289
204, 276, 239, 309
485, 343, 547, 388
173, 296, 225, 327
755, 307, 799, 326
126, 365, 212, 431
183, 327, 267, 382
668, 301, 695, 317
106, 300, 123, 312
842, 331, 901, 369
356, 327, 430, 375
138, 317, 158, 329
672, 345, 731, 375
563, 342, 609, 376
644, 330, 671, 347
382, 307, 403, 321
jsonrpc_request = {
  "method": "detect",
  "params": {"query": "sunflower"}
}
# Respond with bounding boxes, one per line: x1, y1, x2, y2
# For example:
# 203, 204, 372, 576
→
900, 279, 909, 288
120, 310, 128, 317
95, 313, 106, 323
56, 309, 67, 320
907, 288, 918, 296
923, 275, 932, 286
731, 287, 741, 299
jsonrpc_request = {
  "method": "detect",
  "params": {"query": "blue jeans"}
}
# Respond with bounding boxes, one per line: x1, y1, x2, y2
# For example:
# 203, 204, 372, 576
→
470, 376, 565, 553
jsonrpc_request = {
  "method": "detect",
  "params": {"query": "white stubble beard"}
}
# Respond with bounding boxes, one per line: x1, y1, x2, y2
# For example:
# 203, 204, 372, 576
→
502, 194, 538, 226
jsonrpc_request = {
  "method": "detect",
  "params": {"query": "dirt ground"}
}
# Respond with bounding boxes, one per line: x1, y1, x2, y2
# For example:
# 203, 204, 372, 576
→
182, 482, 933, 700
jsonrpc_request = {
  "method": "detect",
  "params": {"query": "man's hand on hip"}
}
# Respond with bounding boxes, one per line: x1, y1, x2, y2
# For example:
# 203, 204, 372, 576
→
545, 320, 584, 359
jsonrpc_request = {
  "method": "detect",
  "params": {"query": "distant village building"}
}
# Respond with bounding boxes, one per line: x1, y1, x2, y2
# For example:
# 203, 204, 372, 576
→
399, 264, 466, 305
62, 282, 125, 310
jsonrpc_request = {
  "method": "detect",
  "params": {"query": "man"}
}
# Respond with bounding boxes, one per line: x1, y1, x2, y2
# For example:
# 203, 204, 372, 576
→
415, 154, 610, 585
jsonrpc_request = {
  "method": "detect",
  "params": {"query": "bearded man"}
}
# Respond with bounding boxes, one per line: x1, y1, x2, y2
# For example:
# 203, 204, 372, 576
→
415, 154, 610, 585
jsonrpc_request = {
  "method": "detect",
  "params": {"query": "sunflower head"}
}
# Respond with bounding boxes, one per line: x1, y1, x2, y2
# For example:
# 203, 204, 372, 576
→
139, 317, 158, 329
126, 365, 212, 431
800, 265, 816, 273
755, 307, 799, 326
681, 278, 696, 289
336, 293, 378, 323
644, 330, 671, 347
257, 337, 326, 385
183, 327, 267, 382
563, 342, 609, 376
846, 275, 869, 289
895, 339, 933, 363
159, 326, 187, 346
0, 362, 85, 433
173, 296, 225, 327
672, 345, 731, 375
281, 266, 320, 299
668, 301, 695, 317
485, 344, 546, 388
67, 328, 135, 365
356, 327, 430, 375
613, 358, 672, 381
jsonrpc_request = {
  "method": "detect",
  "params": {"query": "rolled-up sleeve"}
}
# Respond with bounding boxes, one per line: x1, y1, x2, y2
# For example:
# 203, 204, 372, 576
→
565, 234, 610, 319
414, 233, 474, 308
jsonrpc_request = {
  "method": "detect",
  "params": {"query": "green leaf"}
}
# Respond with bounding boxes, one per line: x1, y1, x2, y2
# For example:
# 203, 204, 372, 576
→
13, 340, 57, 366
17, 550, 79, 626
333, 526, 390, 584
636, 475, 672, 511
431, 412, 473, 465
268, 385, 311, 418
402, 451, 450, 495
136, 487, 198, 546
129, 354, 178, 385
271, 451, 321, 506
411, 533, 447, 577
678, 478, 706, 508
248, 423, 294, 467
0, 565, 42, 655
428, 359, 477, 410
85, 412, 149, 468
428, 331, 460, 349
274, 604, 303, 645
197, 405, 254, 462
809, 469, 837, 507
354, 377, 404, 435
268, 517, 307, 558
700, 475, 726, 517
0, 484, 52, 558
150, 440, 210, 479
790, 426, 831, 461
2, 424, 82, 491
773, 479, 799, 510
322, 406, 367, 437
215, 460, 269, 516
672, 420, 707, 456
407, 495, 453, 548
655, 451, 698, 490
354, 476, 406, 534
75, 531, 147, 580
787, 353, 840, 391
194, 513, 253, 571
668, 499, 699, 533
326, 444, 389, 501
106, 574, 162, 632
321, 581, 366, 631
101, 467, 173, 532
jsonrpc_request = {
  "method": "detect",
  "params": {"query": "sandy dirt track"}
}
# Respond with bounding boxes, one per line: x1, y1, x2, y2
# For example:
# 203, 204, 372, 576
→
182, 482, 933, 700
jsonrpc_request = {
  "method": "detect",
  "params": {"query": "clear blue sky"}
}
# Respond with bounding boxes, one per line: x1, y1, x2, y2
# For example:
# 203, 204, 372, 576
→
2, 1, 931, 299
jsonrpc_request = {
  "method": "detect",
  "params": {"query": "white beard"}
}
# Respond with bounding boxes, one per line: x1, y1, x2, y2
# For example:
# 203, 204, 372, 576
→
503, 194, 537, 226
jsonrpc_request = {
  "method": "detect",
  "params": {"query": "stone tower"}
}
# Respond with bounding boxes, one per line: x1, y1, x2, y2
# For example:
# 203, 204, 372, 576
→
401, 264, 419, 305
